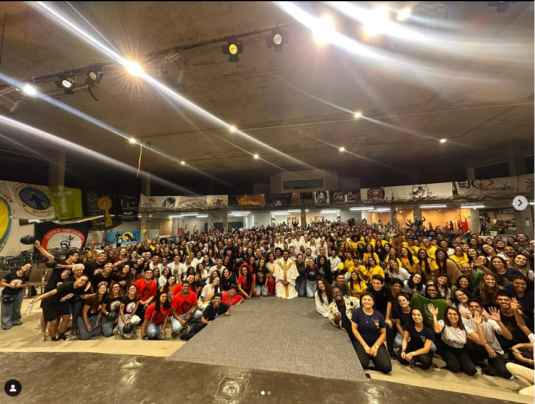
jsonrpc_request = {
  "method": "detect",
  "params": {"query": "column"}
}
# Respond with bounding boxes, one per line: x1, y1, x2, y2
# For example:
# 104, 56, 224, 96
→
390, 206, 398, 228
470, 209, 481, 235
271, 214, 276, 226
412, 206, 422, 223
515, 208, 534, 238
141, 170, 151, 196
140, 214, 151, 235
222, 211, 228, 231
466, 167, 475, 181
507, 143, 526, 176
301, 209, 307, 228
48, 149, 66, 187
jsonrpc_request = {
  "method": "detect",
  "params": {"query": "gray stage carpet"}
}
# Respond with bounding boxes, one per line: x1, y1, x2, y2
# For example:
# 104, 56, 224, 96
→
168, 296, 366, 381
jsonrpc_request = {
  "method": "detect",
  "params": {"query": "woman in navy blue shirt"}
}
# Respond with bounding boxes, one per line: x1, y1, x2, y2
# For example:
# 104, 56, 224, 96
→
397, 307, 435, 369
351, 292, 392, 374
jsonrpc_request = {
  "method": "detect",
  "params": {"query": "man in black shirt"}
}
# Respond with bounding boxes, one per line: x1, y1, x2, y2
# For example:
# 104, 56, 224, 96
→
138, 241, 153, 257
91, 263, 117, 292
1, 264, 31, 329
84, 252, 108, 281
182, 293, 230, 340
367, 275, 395, 358
31, 276, 92, 341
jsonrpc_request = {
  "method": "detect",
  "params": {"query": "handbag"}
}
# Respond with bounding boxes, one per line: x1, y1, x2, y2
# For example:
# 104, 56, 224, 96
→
2, 295, 17, 305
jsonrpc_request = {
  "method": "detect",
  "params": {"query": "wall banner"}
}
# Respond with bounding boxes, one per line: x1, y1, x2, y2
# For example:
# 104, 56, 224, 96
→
6, 182, 54, 220
49, 186, 83, 220
207, 195, 228, 208
314, 191, 330, 204
392, 183, 453, 201
360, 187, 393, 202
231, 194, 266, 206
265, 193, 292, 207
34, 221, 90, 251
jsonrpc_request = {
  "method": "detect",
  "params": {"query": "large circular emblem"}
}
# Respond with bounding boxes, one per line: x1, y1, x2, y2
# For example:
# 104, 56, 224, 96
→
13, 184, 53, 218
0, 196, 12, 247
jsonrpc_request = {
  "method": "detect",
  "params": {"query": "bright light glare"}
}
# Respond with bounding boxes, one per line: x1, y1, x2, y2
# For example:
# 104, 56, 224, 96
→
124, 60, 144, 77
229, 125, 236, 133
354, 111, 362, 119
128, 138, 136, 144
397, 7, 411, 21
22, 83, 37, 96
273, 33, 283, 45
313, 15, 335, 44
180, 161, 186, 165
253, 154, 259, 159
364, 6, 390, 37
440, 138, 447, 143
339, 147, 345, 152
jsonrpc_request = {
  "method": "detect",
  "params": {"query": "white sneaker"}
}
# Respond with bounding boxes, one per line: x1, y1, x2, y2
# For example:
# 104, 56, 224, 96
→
475, 366, 482, 375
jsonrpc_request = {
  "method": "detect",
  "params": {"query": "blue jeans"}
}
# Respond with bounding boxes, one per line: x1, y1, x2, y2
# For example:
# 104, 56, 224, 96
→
306, 280, 317, 298
296, 275, 306, 297
255, 285, 269, 297
1, 292, 24, 329
78, 316, 102, 340
147, 323, 165, 340
101, 316, 117, 337
171, 310, 202, 335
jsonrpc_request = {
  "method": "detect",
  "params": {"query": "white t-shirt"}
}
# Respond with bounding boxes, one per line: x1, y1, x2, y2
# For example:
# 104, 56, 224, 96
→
387, 267, 411, 282
209, 265, 226, 278
329, 256, 341, 273
169, 262, 185, 278
464, 318, 503, 354
438, 320, 467, 348
191, 258, 203, 268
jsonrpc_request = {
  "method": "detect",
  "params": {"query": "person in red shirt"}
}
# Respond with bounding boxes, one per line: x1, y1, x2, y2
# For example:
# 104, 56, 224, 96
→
141, 293, 171, 340
222, 286, 244, 306
171, 280, 202, 338
134, 269, 157, 319
237, 265, 256, 299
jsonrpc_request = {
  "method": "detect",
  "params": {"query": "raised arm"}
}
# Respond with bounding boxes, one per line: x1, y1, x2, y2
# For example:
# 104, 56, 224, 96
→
34, 240, 54, 261
428, 303, 443, 333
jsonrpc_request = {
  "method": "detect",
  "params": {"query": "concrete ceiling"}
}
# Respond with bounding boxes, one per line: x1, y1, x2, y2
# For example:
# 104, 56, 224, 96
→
0, 1, 533, 192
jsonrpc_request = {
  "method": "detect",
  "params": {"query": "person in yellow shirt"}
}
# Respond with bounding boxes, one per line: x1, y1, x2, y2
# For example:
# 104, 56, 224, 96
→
349, 257, 367, 281
366, 257, 385, 281
355, 243, 366, 260
448, 245, 469, 267
414, 249, 438, 276
420, 239, 437, 260
363, 244, 380, 266
347, 271, 367, 300
399, 247, 419, 273
343, 252, 354, 278
339, 242, 352, 258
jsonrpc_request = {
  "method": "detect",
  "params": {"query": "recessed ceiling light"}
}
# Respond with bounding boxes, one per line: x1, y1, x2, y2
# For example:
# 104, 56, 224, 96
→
229, 125, 236, 133
180, 161, 186, 165
124, 60, 144, 77
253, 154, 259, 159
354, 111, 362, 119
22, 83, 37, 96
128, 138, 136, 144
339, 147, 345, 152
440, 138, 447, 143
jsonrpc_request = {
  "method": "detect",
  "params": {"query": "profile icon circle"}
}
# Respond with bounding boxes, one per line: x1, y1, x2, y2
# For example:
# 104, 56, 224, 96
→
4, 379, 21, 397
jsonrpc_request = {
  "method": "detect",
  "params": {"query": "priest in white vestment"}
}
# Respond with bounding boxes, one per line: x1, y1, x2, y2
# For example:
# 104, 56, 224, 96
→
273, 250, 298, 299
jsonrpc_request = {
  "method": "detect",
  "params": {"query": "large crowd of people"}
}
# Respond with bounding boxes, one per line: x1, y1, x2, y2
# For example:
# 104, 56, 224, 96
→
1, 218, 534, 395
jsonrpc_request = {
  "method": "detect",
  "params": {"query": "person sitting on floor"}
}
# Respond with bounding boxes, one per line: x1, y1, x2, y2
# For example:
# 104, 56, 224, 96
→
350, 292, 392, 374
117, 285, 142, 339
397, 307, 435, 370
182, 293, 230, 340
222, 285, 244, 306
79, 284, 107, 340
141, 292, 171, 340
170, 280, 202, 338
507, 331, 535, 397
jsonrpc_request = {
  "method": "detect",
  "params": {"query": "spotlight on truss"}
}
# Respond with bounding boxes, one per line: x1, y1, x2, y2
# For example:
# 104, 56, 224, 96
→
266, 27, 289, 52
54, 74, 76, 94
222, 36, 243, 62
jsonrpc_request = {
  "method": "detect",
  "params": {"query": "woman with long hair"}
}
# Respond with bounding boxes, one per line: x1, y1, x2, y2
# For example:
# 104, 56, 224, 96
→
83, 250, 95, 264
141, 292, 171, 340
512, 254, 533, 281
452, 288, 471, 319
237, 265, 256, 299
482, 244, 507, 261
475, 273, 502, 308
392, 294, 412, 347
436, 274, 452, 303
400, 247, 418, 274
117, 285, 141, 339
363, 244, 380, 266
160, 276, 179, 301
355, 243, 366, 261
450, 275, 475, 298
439, 240, 454, 256
255, 258, 270, 297
415, 249, 438, 278
315, 278, 333, 318
158, 267, 172, 289
397, 307, 436, 370
435, 249, 462, 284
339, 242, 352, 258
402, 273, 426, 297
489, 256, 522, 286
429, 305, 480, 375
102, 283, 124, 337
347, 271, 367, 300
79, 284, 107, 340
366, 258, 385, 281
200, 277, 222, 309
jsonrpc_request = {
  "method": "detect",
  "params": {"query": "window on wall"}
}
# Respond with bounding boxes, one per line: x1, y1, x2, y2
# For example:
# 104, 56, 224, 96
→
283, 179, 323, 190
